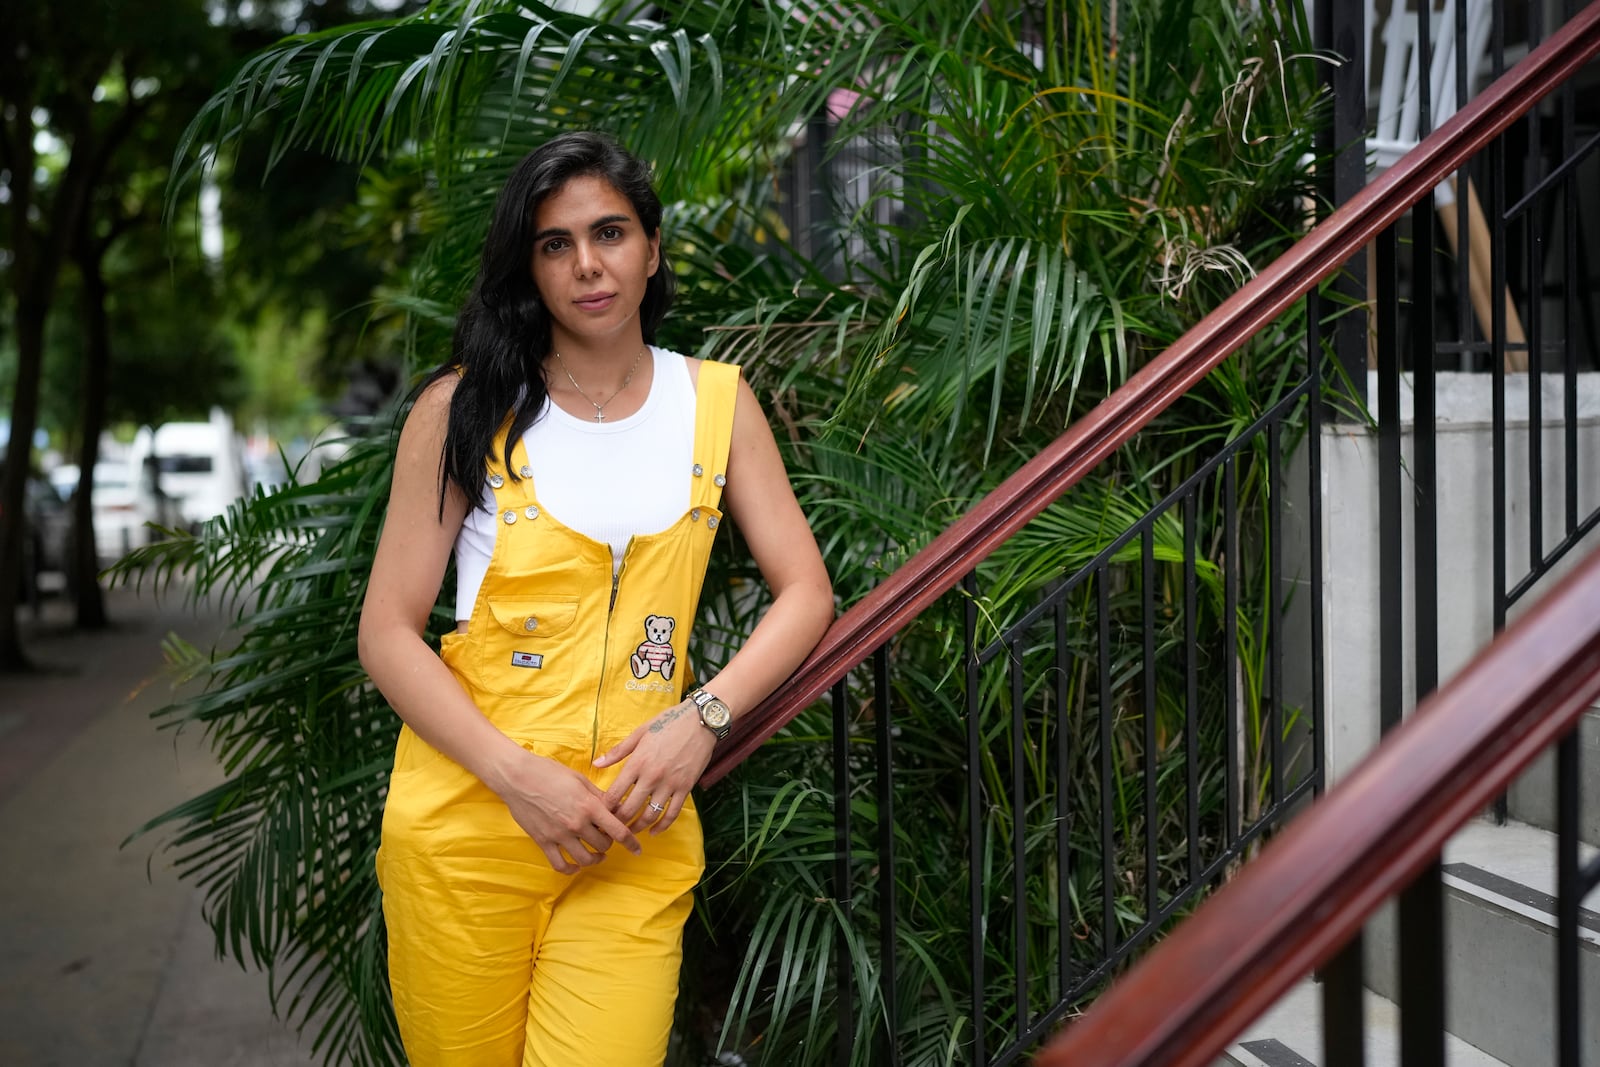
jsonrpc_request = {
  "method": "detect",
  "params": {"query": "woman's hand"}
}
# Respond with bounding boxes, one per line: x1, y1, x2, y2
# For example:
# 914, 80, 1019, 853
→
489, 749, 642, 875
594, 701, 717, 835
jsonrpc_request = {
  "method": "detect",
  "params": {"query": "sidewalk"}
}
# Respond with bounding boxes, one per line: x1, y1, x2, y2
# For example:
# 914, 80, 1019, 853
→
0, 587, 320, 1067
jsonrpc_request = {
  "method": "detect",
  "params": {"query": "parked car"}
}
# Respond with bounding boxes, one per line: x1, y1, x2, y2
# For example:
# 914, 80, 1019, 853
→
88, 461, 146, 561
47, 463, 80, 500
0, 453, 71, 602
129, 409, 248, 529
245, 450, 291, 495
53, 460, 171, 564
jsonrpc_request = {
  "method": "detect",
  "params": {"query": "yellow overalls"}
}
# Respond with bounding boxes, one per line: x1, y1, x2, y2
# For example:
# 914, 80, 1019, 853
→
377, 360, 741, 1066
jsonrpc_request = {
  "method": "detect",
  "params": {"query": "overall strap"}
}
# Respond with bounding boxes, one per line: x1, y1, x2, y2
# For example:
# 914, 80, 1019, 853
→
488, 413, 517, 479
689, 360, 741, 511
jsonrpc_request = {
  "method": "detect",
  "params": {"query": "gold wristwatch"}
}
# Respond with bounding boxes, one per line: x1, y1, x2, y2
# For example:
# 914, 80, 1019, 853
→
688, 688, 732, 740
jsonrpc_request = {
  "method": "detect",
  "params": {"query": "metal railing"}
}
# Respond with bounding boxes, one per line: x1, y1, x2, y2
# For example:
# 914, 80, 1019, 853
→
770, 377, 1324, 1064
704, 2, 1600, 1062
1033, 542, 1600, 1067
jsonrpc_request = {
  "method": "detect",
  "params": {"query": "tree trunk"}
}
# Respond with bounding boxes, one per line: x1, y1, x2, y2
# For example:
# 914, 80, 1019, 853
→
71, 246, 112, 629
1, 18, 135, 667
0, 302, 48, 670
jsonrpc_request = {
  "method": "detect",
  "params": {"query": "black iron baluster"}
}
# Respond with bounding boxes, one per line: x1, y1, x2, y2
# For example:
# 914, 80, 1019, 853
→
1401, 21, 1445, 1035
1376, 223, 1403, 735
1532, 0, 1560, 559
1052, 596, 1072, 1000
1452, 0, 1472, 370
1560, 27, 1579, 539
1009, 635, 1028, 1039
1491, 0, 1505, 79
1308, 290, 1327, 797
1417, 1, 1432, 143
1491, 104, 1509, 639
1224, 457, 1240, 846
1183, 492, 1200, 880
1556, 731, 1580, 1067
1268, 419, 1284, 808
872, 645, 899, 1066
1398, 862, 1447, 1067
1322, 934, 1367, 1067
831, 678, 854, 1064
1322, 0, 1369, 401
805, 110, 834, 274
1141, 527, 1158, 916
1414, 185, 1439, 701
1097, 570, 1115, 960
1490, 87, 1511, 824
1527, 141, 1545, 575
963, 574, 986, 1066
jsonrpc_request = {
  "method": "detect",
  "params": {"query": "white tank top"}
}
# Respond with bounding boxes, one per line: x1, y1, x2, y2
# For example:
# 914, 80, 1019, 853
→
453, 346, 696, 619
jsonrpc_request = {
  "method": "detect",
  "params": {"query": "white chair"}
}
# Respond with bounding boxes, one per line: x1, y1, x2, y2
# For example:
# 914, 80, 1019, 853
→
1366, 0, 1527, 369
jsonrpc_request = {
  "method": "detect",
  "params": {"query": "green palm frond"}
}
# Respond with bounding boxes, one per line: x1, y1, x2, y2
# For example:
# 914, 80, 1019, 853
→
128, 0, 1329, 1062
848, 218, 1114, 457
171, 4, 726, 214
109, 424, 408, 1066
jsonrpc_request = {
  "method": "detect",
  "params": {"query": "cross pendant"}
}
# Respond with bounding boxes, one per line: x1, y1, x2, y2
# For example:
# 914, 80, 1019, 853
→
594, 411, 606, 422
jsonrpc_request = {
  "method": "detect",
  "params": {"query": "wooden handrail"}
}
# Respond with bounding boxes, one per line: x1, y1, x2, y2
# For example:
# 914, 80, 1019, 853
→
1033, 542, 1600, 1067
702, 1, 1600, 786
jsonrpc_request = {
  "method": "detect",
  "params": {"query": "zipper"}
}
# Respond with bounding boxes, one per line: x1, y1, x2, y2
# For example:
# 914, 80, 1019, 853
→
609, 536, 633, 614
593, 536, 635, 758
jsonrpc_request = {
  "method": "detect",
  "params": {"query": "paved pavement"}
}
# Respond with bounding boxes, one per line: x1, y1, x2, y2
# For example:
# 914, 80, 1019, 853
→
0, 586, 321, 1067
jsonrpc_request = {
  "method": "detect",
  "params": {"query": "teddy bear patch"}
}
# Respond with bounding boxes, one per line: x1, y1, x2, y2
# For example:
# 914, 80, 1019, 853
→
630, 614, 677, 680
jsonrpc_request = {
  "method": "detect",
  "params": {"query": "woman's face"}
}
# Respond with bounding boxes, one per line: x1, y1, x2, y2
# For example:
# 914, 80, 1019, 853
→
529, 173, 660, 353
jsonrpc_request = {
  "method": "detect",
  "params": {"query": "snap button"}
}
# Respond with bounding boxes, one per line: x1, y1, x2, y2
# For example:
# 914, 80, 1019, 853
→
488, 473, 505, 488
524, 617, 538, 632
714, 474, 727, 487
707, 516, 720, 530
690, 508, 701, 521
519, 465, 533, 478
524, 505, 539, 519
692, 464, 704, 477
503, 509, 517, 524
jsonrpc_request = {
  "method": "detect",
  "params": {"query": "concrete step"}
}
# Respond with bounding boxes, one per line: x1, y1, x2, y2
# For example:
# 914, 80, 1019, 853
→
1366, 818, 1600, 1067
1506, 707, 1600, 848
1218, 979, 1510, 1066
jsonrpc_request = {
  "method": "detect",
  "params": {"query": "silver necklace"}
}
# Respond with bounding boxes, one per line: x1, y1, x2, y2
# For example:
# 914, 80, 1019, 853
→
553, 347, 644, 422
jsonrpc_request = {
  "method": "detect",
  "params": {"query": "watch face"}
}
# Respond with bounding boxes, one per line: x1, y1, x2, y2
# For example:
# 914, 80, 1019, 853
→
701, 700, 732, 729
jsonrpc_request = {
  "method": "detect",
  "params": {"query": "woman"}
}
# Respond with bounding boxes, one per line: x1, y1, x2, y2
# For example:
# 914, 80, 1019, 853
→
358, 132, 833, 1066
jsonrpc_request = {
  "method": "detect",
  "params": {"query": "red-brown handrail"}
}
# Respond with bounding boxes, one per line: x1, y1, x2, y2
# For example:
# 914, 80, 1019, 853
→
702, 0, 1600, 786
1033, 542, 1600, 1067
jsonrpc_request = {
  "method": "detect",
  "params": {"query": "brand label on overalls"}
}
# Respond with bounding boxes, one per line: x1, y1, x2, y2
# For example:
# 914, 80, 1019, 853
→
511, 651, 544, 669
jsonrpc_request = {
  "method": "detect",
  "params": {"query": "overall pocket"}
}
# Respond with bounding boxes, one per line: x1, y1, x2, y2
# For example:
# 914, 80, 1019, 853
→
474, 594, 581, 700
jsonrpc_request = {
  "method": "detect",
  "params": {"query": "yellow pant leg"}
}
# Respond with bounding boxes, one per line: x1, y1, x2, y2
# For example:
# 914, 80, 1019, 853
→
379, 734, 706, 1067
522, 804, 705, 1067
380, 733, 558, 1067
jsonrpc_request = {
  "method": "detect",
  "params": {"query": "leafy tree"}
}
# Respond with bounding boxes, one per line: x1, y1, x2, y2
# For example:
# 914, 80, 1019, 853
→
0, 0, 217, 661
3, 0, 429, 646
114, 0, 1325, 1062
205, 0, 433, 397
58, 30, 238, 626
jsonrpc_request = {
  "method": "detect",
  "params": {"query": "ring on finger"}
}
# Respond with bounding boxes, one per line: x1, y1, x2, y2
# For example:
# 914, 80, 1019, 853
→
647, 800, 666, 813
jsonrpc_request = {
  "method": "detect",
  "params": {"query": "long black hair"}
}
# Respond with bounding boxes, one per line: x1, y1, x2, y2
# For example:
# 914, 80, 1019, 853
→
426, 131, 676, 511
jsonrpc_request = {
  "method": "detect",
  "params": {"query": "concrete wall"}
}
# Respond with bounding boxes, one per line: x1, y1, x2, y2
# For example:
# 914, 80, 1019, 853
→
1283, 371, 1600, 785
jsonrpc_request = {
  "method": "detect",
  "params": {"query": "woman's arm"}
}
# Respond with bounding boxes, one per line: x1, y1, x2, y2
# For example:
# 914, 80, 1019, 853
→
359, 376, 639, 873
596, 374, 834, 831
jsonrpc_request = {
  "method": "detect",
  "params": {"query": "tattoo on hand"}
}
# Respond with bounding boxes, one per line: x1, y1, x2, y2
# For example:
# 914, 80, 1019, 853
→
650, 703, 691, 733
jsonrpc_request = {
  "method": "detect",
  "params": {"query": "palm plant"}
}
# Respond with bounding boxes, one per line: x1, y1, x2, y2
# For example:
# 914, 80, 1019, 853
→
119, 0, 1326, 1063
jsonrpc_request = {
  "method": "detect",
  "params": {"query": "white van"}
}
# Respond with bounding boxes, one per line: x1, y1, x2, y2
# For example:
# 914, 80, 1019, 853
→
129, 408, 248, 528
